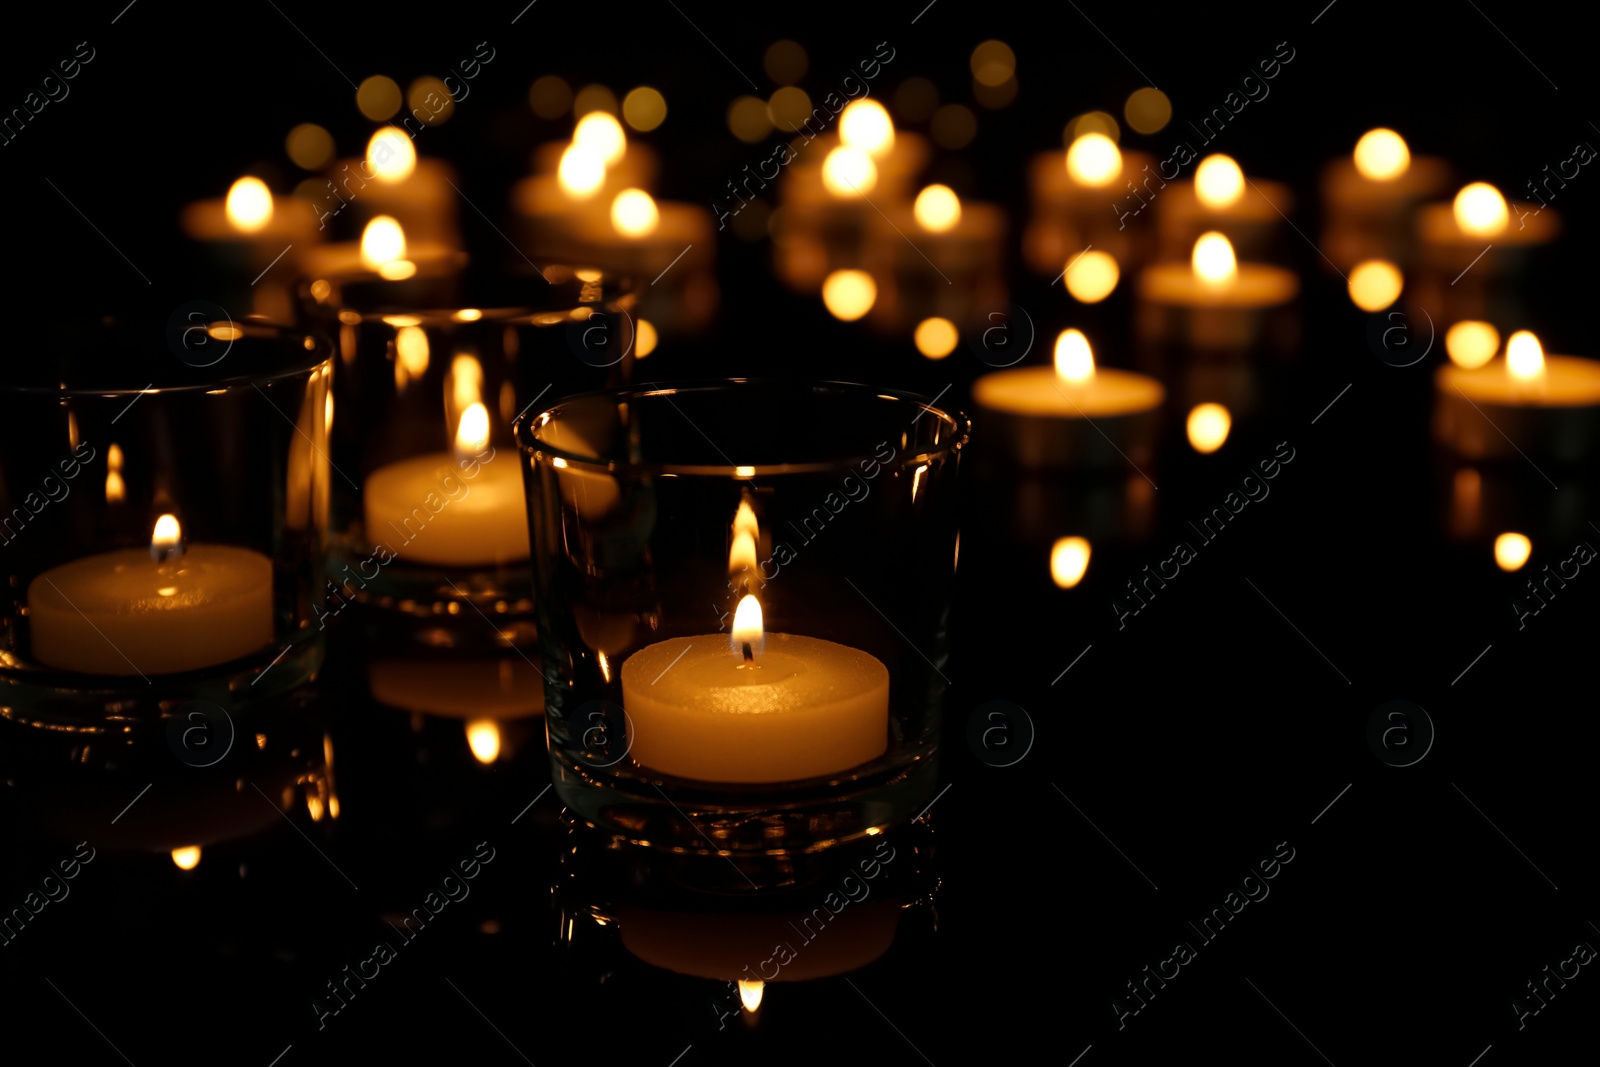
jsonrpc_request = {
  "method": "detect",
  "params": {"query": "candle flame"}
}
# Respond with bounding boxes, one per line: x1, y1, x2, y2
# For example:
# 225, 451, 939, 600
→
1353, 128, 1410, 181
1192, 232, 1237, 285
171, 846, 201, 871
821, 269, 876, 320
839, 99, 895, 158
1347, 259, 1403, 312
451, 354, 484, 410
105, 470, 125, 503
731, 594, 764, 656
1194, 154, 1244, 209
913, 184, 962, 233
1063, 250, 1120, 304
822, 145, 877, 197
1446, 321, 1499, 369
466, 719, 501, 764
1186, 403, 1232, 453
1053, 329, 1094, 384
739, 979, 765, 1012
225, 176, 274, 233
914, 316, 959, 359
367, 127, 418, 184
1494, 531, 1531, 572
574, 111, 627, 166
1065, 133, 1121, 187
558, 142, 607, 199
1506, 330, 1545, 381
1050, 536, 1092, 588
611, 188, 660, 238
395, 326, 430, 382
361, 216, 407, 269
455, 402, 491, 454
151, 513, 182, 561
1453, 182, 1508, 237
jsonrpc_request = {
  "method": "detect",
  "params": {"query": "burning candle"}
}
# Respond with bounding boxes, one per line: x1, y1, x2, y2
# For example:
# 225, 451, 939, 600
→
619, 512, 890, 782
319, 127, 460, 248
362, 394, 530, 567
1025, 134, 1156, 274
1433, 330, 1600, 461
27, 514, 273, 675
1320, 128, 1450, 269
865, 184, 1006, 333
971, 329, 1164, 470
1136, 232, 1298, 350
1155, 154, 1293, 264
180, 175, 323, 318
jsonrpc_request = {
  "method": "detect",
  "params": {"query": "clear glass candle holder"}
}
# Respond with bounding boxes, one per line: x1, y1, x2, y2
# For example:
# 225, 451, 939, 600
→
303, 260, 638, 655
0, 315, 332, 731
518, 380, 969, 855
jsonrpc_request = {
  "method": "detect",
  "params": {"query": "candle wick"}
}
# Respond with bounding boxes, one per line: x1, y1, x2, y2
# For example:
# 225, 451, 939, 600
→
741, 642, 753, 663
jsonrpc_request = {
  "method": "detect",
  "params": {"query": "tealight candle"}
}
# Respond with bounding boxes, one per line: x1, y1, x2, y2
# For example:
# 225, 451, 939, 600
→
27, 515, 272, 676
972, 328, 1164, 470
320, 128, 460, 248
1414, 182, 1559, 324
1153, 154, 1294, 264
864, 184, 1006, 333
1136, 232, 1299, 350
1024, 136, 1156, 275
363, 401, 529, 567
620, 591, 889, 784
1320, 128, 1450, 269
180, 175, 323, 319
1432, 330, 1600, 461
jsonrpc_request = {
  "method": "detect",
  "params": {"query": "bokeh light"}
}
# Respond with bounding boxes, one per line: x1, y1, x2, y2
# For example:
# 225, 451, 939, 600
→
1066, 133, 1121, 186
1064, 250, 1120, 303
931, 104, 977, 149
913, 184, 961, 232
1494, 532, 1531, 571
1124, 87, 1172, 133
1446, 321, 1499, 369
285, 123, 334, 170
1347, 260, 1404, 311
822, 270, 876, 321
914, 317, 959, 359
1050, 537, 1092, 588
1354, 128, 1410, 181
970, 40, 1016, 86
1187, 403, 1232, 453
622, 86, 667, 132
764, 40, 807, 84
529, 75, 572, 118
1454, 182, 1509, 237
356, 75, 401, 120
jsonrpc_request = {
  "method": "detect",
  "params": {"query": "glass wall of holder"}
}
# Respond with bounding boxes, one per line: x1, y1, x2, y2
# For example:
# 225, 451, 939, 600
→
0, 317, 332, 731
520, 380, 969, 855
302, 256, 638, 659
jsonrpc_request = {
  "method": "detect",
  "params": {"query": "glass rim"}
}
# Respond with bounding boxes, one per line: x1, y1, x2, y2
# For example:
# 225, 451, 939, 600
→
1, 317, 333, 398
515, 378, 971, 477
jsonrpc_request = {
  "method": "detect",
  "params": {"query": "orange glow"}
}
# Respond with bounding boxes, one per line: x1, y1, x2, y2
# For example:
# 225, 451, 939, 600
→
171, 846, 201, 871
1347, 260, 1404, 311
611, 189, 660, 238
1454, 183, 1508, 237
1050, 537, 1091, 588
1064, 250, 1119, 303
1192, 232, 1237, 285
367, 127, 417, 183
1053, 329, 1094, 384
574, 111, 627, 165
731, 594, 763, 653
1446, 321, 1499, 369
557, 142, 607, 199
739, 979, 765, 1012
1354, 128, 1410, 181
1186, 403, 1231, 453
914, 317, 959, 359
1494, 532, 1531, 571
821, 145, 877, 197
1065, 133, 1121, 187
455, 402, 490, 454
361, 216, 406, 268
1506, 330, 1545, 381
152, 514, 181, 555
225, 177, 273, 233
466, 719, 501, 763
821, 270, 876, 320
913, 184, 962, 233
839, 99, 895, 158
1194, 155, 1245, 209
636, 319, 658, 357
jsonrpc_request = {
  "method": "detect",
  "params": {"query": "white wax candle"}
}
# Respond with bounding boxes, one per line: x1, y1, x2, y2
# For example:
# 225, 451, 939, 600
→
363, 449, 529, 567
619, 633, 889, 783
28, 544, 272, 675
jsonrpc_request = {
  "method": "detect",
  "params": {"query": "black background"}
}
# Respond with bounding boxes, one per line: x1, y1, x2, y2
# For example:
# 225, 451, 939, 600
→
2, 3, 1597, 1065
